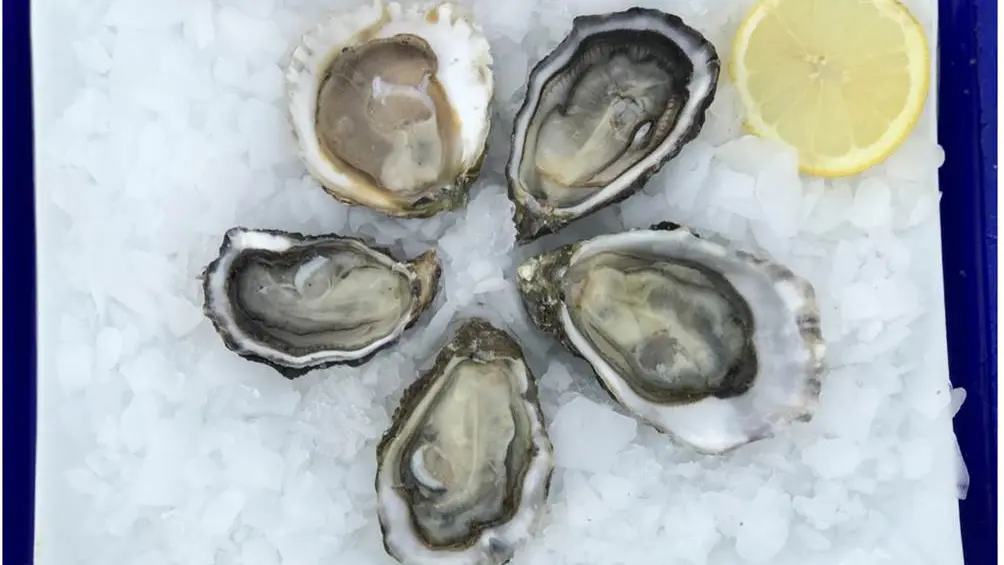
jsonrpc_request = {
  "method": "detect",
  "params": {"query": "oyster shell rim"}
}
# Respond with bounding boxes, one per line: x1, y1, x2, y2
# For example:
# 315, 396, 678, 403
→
505, 8, 721, 243
374, 317, 554, 565
201, 226, 441, 379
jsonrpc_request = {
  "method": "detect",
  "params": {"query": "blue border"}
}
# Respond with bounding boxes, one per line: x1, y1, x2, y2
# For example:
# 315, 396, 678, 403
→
3, 0, 38, 563
938, 0, 998, 562
1, 0, 996, 563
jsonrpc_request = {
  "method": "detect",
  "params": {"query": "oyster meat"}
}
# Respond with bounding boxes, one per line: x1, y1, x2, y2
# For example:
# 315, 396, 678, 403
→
287, 0, 494, 218
202, 227, 440, 378
376, 319, 553, 565
506, 8, 720, 242
516, 224, 825, 453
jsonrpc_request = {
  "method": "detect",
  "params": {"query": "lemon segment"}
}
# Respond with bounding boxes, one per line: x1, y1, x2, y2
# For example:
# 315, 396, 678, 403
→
730, 0, 931, 177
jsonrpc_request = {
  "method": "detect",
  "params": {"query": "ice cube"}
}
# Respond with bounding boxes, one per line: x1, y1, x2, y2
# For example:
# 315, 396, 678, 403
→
548, 396, 637, 473
850, 177, 894, 230
57, 342, 95, 393
801, 438, 863, 479
542, 360, 574, 393
735, 489, 792, 563
240, 537, 281, 565
201, 488, 247, 535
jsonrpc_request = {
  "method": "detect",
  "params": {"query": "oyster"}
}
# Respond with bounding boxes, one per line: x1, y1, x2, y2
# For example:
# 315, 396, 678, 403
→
506, 8, 720, 242
202, 227, 440, 378
516, 224, 825, 453
287, 0, 494, 218
376, 319, 553, 565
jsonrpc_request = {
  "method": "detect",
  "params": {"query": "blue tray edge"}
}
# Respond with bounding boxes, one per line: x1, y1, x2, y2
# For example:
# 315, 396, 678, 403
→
937, 0, 998, 562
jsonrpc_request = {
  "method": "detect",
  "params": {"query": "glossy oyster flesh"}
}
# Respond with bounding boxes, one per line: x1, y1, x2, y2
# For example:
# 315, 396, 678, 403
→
202, 227, 440, 378
506, 8, 720, 242
516, 224, 825, 453
287, 0, 494, 218
376, 318, 553, 565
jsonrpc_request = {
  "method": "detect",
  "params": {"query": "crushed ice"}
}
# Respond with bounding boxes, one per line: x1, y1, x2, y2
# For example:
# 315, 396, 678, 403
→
34, 0, 964, 563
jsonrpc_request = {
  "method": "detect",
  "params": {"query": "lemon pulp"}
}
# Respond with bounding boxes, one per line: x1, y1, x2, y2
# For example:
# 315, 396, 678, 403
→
730, 0, 931, 177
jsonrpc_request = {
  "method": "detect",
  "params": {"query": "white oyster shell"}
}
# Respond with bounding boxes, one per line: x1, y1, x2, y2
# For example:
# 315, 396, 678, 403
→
376, 319, 553, 565
287, 0, 494, 217
506, 8, 719, 241
516, 225, 825, 454
201, 227, 440, 378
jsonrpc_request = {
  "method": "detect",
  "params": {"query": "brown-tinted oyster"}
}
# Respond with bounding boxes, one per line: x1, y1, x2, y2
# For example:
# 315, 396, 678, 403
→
287, 0, 493, 218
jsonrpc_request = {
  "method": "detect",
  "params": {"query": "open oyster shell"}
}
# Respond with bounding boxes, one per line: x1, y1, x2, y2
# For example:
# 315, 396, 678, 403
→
376, 318, 553, 565
287, 0, 494, 218
506, 8, 720, 242
201, 227, 440, 378
516, 223, 825, 453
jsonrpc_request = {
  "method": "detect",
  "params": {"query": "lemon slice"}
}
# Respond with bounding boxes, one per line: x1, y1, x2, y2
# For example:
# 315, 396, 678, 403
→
730, 0, 930, 177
